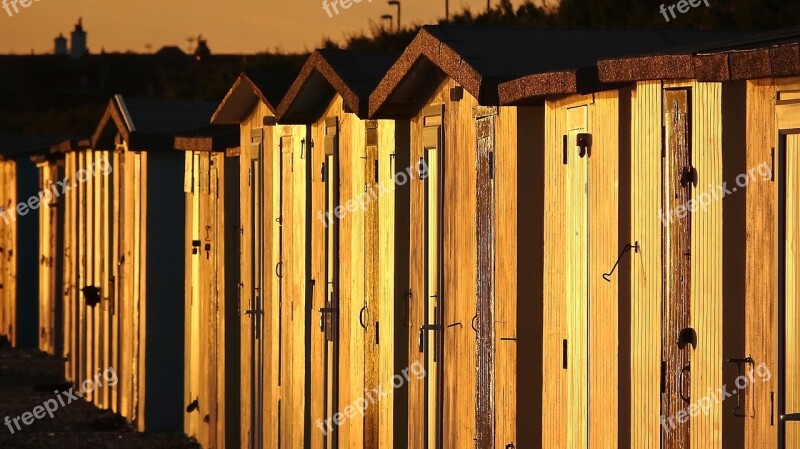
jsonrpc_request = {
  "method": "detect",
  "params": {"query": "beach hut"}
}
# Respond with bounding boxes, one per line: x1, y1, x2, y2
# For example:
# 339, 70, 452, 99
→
602, 28, 800, 449
368, 26, 549, 449
87, 95, 217, 431
496, 29, 748, 449
275, 49, 409, 449
210, 71, 306, 449
0, 136, 66, 349
589, 30, 779, 449
174, 124, 241, 449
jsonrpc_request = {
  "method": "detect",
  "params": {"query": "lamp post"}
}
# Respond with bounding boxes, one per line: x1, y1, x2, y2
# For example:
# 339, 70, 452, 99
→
381, 14, 393, 30
388, 0, 400, 30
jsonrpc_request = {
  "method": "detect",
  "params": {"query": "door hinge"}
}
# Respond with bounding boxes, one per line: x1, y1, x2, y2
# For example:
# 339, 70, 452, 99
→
562, 135, 568, 165
562, 339, 568, 369
374, 159, 379, 182
661, 361, 667, 393
661, 125, 666, 158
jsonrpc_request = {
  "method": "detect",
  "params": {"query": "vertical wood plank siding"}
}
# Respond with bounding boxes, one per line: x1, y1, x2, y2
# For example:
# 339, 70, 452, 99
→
630, 80, 663, 449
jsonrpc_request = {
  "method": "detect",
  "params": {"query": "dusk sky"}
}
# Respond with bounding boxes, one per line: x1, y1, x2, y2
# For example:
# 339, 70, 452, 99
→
0, 0, 534, 54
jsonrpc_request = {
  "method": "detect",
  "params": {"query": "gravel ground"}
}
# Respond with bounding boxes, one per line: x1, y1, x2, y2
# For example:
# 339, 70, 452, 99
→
0, 341, 201, 449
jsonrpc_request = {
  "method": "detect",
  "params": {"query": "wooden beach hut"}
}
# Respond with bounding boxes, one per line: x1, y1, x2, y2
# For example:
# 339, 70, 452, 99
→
86, 95, 217, 431
497, 29, 747, 449
275, 49, 409, 449
597, 28, 800, 449
210, 71, 306, 449
554, 30, 790, 449
33, 140, 72, 357
174, 124, 241, 449
368, 26, 549, 449
0, 136, 66, 349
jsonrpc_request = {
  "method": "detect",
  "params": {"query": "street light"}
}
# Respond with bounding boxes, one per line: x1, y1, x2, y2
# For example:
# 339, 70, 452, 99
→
388, 0, 401, 30
381, 14, 393, 30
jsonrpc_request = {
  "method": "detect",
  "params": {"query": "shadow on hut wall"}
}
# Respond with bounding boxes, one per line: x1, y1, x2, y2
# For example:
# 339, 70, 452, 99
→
617, 87, 632, 449
516, 105, 544, 448
17, 155, 40, 348
721, 80, 746, 449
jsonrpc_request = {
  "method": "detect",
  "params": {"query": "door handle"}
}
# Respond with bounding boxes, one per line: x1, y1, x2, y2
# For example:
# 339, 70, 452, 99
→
359, 305, 368, 330
680, 363, 691, 403
781, 413, 800, 422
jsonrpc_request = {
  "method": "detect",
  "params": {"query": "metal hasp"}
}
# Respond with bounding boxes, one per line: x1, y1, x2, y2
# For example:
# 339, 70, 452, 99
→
418, 323, 443, 354
602, 241, 640, 282
576, 132, 591, 158
726, 355, 754, 417
781, 413, 800, 421
318, 306, 337, 332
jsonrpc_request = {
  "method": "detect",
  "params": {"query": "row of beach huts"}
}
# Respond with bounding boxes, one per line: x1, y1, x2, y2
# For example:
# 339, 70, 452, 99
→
1, 24, 800, 449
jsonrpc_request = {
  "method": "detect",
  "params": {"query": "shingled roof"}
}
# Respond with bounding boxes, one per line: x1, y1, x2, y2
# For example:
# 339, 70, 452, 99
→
93, 95, 218, 151
599, 27, 800, 83
211, 71, 298, 124
276, 49, 400, 123
368, 25, 750, 113
174, 124, 240, 153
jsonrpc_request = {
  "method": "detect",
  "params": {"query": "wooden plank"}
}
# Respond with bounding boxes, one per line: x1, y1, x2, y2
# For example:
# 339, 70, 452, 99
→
744, 79, 778, 449
542, 97, 567, 449
629, 80, 663, 449
786, 134, 800, 449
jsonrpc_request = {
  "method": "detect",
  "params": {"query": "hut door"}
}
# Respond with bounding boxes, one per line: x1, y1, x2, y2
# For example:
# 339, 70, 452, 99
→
363, 121, 380, 448
565, 105, 589, 449
475, 107, 496, 449
247, 132, 266, 449
320, 117, 340, 449
661, 89, 692, 449
420, 107, 443, 449
278, 135, 293, 446
187, 153, 203, 440
780, 133, 800, 449
207, 153, 222, 447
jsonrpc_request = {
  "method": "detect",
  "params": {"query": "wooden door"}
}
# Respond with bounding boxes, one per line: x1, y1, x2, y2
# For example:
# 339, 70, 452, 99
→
320, 117, 340, 449
363, 121, 380, 449
565, 105, 589, 449
246, 133, 266, 449
661, 88, 692, 449
421, 118, 443, 449
187, 152, 203, 441
278, 134, 294, 447
780, 133, 800, 449
475, 107, 496, 449
207, 152, 222, 447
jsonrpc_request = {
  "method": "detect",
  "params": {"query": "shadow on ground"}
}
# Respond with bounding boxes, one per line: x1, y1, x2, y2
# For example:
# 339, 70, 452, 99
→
0, 341, 201, 449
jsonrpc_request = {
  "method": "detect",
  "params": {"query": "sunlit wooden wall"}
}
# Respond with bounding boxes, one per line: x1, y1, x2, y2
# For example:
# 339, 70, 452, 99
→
0, 157, 17, 347
35, 156, 64, 356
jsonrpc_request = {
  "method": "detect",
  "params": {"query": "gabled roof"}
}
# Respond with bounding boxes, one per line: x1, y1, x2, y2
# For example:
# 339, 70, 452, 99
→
369, 25, 751, 113
599, 27, 799, 83
276, 49, 400, 123
174, 124, 240, 152
93, 95, 218, 151
211, 71, 297, 124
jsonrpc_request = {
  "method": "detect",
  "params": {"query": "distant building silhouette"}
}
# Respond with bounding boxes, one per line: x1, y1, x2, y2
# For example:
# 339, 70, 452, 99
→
70, 19, 87, 59
54, 34, 67, 56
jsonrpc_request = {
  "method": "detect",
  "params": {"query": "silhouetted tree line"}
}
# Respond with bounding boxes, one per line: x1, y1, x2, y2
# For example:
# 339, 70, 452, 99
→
323, 0, 800, 50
